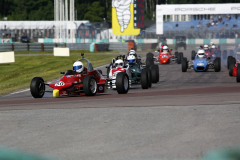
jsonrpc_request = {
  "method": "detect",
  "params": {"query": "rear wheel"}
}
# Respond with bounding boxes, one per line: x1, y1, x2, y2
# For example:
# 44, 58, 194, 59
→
237, 64, 240, 83
147, 68, 152, 88
146, 52, 154, 67
182, 57, 188, 72
227, 56, 233, 69
141, 68, 149, 89
229, 62, 235, 76
214, 57, 221, 72
116, 72, 129, 94
150, 65, 159, 83
191, 50, 196, 60
30, 77, 45, 98
83, 75, 97, 96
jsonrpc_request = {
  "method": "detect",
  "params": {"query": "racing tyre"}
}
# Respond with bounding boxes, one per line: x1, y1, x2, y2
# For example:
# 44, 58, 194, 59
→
191, 50, 196, 60
237, 64, 240, 83
214, 57, 221, 72
83, 75, 97, 96
147, 68, 152, 88
227, 56, 233, 69
182, 57, 188, 72
150, 65, 159, 83
177, 52, 183, 64
141, 68, 149, 89
30, 77, 45, 98
116, 72, 129, 94
146, 52, 154, 67
229, 62, 235, 77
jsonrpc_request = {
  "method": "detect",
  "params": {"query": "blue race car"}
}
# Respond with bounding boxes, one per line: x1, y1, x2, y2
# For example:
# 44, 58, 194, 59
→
182, 50, 221, 72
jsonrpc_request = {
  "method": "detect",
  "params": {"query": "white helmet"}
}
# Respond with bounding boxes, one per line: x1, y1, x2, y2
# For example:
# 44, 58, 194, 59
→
212, 45, 216, 49
115, 59, 124, 68
197, 49, 205, 58
163, 45, 168, 51
129, 50, 136, 56
204, 44, 208, 50
127, 55, 136, 64
73, 61, 84, 73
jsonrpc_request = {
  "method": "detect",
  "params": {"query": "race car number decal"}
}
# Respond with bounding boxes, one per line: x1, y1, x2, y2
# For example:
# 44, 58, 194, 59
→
55, 81, 65, 86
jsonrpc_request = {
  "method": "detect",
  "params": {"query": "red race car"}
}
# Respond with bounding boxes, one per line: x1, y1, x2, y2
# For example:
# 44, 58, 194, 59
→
30, 54, 127, 98
156, 45, 174, 64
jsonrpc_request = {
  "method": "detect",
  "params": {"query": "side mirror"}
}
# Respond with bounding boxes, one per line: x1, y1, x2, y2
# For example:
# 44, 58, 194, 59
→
60, 72, 65, 74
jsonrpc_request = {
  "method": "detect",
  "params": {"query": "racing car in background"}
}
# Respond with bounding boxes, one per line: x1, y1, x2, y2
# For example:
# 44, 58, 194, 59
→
154, 45, 183, 64
228, 49, 240, 82
182, 49, 221, 72
106, 51, 159, 90
30, 54, 129, 98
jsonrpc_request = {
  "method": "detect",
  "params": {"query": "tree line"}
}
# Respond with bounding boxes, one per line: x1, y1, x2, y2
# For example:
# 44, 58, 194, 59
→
0, 0, 238, 22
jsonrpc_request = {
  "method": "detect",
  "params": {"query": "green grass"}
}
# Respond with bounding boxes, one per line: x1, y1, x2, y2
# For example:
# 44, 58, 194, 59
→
0, 53, 116, 95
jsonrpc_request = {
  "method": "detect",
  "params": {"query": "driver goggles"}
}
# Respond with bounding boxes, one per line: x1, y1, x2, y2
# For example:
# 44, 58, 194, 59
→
73, 65, 82, 71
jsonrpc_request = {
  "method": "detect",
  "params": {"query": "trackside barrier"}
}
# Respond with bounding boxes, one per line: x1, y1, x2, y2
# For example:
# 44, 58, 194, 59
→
53, 48, 70, 57
0, 51, 15, 63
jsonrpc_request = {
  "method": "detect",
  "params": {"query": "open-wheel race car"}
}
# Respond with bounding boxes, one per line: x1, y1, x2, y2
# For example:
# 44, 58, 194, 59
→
182, 49, 221, 72
106, 52, 159, 91
154, 45, 183, 64
227, 49, 240, 82
30, 54, 128, 98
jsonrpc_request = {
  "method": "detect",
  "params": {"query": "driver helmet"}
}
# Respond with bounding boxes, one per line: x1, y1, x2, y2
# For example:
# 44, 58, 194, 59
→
204, 44, 209, 50
115, 59, 124, 68
127, 55, 136, 64
73, 61, 84, 73
163, 45, 168, 52
211, 45, 216, 49
197, 49, 205, 58
129, 49, 136, 56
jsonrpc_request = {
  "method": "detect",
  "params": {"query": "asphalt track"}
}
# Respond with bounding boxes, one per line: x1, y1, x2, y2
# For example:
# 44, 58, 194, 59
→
0, 45, 240, 160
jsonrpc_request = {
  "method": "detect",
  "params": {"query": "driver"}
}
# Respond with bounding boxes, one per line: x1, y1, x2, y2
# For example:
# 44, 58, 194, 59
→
162, 45, 168, 52
197, 49, 205, 59
204, 44, 209, 51
128, 49, 137, 57
127, 55, 136, 65
114, 59, 124, 68
73, 61, 84, 73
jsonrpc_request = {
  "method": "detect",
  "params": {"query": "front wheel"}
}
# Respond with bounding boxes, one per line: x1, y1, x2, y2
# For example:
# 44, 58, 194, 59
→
147, 68, 152, 88
150, 65, 159, 83
214, 57, 221, 72
83, 75, 97, 96
229, 62, 235, 76
182, 57, 188, 72
141, 68, 149, 89
30, 77, 45, 98
237, 64, 240, 83
116, 72, 129, 94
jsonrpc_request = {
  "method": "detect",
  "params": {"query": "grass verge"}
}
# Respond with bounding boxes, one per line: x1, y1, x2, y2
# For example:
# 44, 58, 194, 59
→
0, 53, 116, 96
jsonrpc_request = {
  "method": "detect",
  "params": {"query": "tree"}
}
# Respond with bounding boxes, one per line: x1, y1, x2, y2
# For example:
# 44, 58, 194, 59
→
83, 2, 105, 22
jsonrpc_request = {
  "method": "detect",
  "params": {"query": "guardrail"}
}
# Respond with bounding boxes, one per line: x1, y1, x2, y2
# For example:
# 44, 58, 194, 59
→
0, 42, 162, 52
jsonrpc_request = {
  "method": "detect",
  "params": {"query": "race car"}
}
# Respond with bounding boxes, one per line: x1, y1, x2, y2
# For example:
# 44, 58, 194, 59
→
154, 45, 183, 64
228, 49, 240, 80
182, 49, 221, 72
106, 53, 159, 90
30, 54, 128, 98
